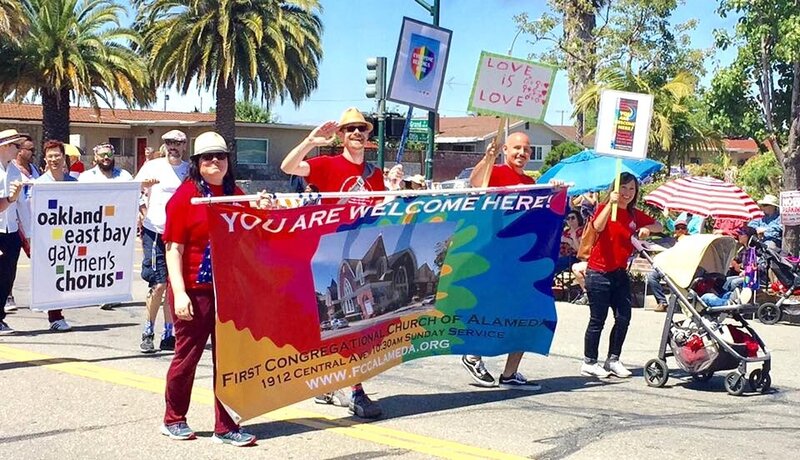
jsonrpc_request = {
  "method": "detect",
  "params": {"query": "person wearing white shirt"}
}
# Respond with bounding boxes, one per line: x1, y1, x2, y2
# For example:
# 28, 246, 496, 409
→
133, 130, 189, 353
78, 143, 134, 182
0, 129, 25, 334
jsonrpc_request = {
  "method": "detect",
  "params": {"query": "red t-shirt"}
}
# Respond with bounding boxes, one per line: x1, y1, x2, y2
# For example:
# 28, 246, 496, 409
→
69, 161, 85, 173
163, 181, 244, 290
587, 203, 656, 272
487, 164, 535, 187
306, 154, 385, 204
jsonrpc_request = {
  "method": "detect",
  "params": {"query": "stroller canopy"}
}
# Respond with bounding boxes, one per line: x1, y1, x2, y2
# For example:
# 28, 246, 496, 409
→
653, 234, 739, 288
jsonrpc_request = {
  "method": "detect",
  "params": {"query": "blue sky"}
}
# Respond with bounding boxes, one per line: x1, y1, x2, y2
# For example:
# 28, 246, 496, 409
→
124, 0, 739, 127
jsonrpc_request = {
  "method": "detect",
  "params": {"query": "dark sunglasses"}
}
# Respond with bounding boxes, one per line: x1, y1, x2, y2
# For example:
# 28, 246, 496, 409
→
96, 150, 114, 158
343, 125, 368, 133
200, 151, 228, 161
675, 225, 688, 230
165, 140, 186, 146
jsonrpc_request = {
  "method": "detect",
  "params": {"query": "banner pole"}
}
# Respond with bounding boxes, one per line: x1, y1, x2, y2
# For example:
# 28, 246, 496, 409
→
480, 117, 506, 188
611, 158, 622, 221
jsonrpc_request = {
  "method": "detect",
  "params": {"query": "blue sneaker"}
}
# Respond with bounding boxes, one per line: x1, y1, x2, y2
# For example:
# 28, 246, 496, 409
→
212, 429, 256, 447
160, 422, 195, 440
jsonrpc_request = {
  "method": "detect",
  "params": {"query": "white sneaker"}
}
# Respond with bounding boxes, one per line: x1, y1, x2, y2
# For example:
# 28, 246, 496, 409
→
5, 295, 17, 312
604, 360, 633, 378
49, 319, 72, 332
580, 362, 611, 378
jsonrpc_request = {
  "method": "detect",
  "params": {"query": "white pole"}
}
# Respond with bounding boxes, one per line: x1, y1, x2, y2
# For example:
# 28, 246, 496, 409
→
190, 183, 569, 205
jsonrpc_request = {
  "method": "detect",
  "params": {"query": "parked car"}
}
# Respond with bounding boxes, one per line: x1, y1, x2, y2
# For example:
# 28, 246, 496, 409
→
331, 318, 349, 329
320, 320, 332, 331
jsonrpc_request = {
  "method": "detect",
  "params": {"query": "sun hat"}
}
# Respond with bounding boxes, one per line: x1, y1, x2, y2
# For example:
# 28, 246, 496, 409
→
161, 129, 187, 142
338, 107, 373, 132
404, 174, 426, 186
674, 218, 688, 228
0, 129, 29, 147
192, 131, 228, 157
64, 144, 83, 158
757, 194, 779, 207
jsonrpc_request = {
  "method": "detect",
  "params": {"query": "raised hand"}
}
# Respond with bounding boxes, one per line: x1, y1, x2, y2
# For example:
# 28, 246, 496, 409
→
306, 121, 339, 146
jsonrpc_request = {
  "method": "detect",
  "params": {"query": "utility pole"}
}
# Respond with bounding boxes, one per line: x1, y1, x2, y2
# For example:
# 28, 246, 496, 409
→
414, 0, 439, 181
366, 57, 387, 169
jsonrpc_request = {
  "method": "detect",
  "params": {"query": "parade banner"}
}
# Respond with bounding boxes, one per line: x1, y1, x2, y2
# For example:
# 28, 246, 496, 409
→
30, 182, 139, 310
780, 190, 800, 226
209, 187, 568, 422
467, 51, 557, 122
594, 90, 654, 159
387, 17, 453, 111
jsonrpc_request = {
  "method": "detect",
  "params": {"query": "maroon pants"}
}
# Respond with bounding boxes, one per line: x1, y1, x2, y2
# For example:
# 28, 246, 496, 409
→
48, 310, 64, 322
163, 288, 238, 434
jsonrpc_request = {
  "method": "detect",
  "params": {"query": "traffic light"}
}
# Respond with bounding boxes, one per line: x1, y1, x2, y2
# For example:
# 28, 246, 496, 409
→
366, 57, 387, 100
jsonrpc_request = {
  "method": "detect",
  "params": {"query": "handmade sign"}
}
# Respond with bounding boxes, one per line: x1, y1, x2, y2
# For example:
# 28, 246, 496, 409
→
29, 182, 138, 310
780, 191, 800, 226
387, 17, 453, 111
208, 187, 568, 422
467, 51, 556, 122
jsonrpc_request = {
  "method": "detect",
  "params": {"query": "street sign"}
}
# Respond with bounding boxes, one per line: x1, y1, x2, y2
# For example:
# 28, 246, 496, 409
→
409, 119, 429, 130
408, 132, 428, 142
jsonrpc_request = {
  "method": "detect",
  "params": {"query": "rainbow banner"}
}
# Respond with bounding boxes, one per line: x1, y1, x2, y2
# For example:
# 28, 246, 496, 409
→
209, 187, 567, 422
30, 182, 139, 310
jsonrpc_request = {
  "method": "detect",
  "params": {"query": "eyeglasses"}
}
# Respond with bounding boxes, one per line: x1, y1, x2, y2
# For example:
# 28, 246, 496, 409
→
165, 140, 186, 146
343, 125, 368, 133
200, 151, 228, 161
96, 150, 114, 158
567, 216, 577, 221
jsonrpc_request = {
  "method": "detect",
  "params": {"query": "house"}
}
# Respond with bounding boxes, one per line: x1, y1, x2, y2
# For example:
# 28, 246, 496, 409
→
0, 102, 314, 181
319, 234, 439, 322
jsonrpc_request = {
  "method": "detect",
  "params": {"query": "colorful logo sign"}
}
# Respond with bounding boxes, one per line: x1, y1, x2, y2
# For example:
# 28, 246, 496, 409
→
410, 45, 435, 80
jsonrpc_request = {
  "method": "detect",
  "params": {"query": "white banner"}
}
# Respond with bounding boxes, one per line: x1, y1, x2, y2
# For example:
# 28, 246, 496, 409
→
30, 182, 139, 310
780, 190, 800, 226
594, 90, 654, 159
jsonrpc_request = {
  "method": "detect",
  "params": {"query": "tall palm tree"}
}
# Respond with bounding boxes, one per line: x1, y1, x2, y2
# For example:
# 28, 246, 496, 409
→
572, 67, 723, 169
136, 0, 323, 166
0, 0, 27, 42
0, 0, 154, 142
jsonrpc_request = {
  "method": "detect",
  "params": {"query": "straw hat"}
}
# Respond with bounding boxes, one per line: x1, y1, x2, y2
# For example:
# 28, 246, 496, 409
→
0, 129, 28, 147
192, 131, 228, 157
404, 174, 426, 186
757, 194, 779, 208
162, 129, 187, 142
64, 144, 83, 158
338, 107, 373, 132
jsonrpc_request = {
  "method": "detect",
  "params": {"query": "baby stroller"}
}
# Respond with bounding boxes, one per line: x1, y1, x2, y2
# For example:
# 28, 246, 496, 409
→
752, 239, 800, 325
634, 234, 772, 396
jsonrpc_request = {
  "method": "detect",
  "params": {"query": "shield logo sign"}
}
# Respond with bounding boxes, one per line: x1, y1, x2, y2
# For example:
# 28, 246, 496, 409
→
410, 46, 435, 80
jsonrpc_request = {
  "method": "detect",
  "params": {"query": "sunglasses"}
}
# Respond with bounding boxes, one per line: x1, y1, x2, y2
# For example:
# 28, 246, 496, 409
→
200, 151, 228, 161
343, 125, 368, 133
96, 150, 114, 158
165, 140, 186, 146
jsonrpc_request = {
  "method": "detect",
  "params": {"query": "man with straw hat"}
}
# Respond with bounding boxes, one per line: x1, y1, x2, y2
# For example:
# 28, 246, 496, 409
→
281, 107, 384, 418
0, 129, 26, 333
64, 143, 85, 179
281, 107, 384, 205
748, 194, 782, 249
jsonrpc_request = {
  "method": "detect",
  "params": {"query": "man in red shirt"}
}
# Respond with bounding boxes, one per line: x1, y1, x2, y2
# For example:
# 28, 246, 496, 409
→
281, 107, 384, 418
461, 132, 543, 391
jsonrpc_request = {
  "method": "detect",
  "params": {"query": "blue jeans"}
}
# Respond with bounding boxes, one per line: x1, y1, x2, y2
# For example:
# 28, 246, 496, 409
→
584, 269, 632, 362
701, 291, 733, 307
646, 270, 667, 305
141, 228, 167, 287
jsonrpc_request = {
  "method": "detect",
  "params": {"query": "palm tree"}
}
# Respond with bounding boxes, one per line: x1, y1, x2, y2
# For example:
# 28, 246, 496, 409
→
0, 0, 27, 42
136, 0, 323, 166
0, 0, 153, 142
573, 67, 723, 170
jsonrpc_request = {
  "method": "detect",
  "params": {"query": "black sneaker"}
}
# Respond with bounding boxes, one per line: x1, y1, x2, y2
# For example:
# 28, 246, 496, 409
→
461, 355, 496, 387
159, 335, 175, 351
573, 292, 589, 305
498, 372, 542, 391
140, 333, 156, 354
349, 392, 382, 419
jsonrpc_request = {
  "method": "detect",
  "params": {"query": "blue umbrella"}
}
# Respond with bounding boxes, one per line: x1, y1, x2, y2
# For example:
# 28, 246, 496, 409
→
538, 149, 663, 196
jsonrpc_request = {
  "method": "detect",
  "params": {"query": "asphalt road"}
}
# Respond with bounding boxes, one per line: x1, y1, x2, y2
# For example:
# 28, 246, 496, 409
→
1, 244, 799, 459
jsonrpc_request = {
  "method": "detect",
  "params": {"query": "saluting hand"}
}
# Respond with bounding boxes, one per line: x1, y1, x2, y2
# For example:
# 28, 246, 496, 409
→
306, 121, 339, 146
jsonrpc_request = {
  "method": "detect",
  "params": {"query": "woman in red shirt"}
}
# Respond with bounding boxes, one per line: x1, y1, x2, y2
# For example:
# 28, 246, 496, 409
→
160, 132, 256, 446
580, 172, 663, 379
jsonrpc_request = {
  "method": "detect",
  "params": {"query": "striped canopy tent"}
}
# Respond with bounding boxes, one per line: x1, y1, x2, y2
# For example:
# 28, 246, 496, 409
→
644, 176, 764, 222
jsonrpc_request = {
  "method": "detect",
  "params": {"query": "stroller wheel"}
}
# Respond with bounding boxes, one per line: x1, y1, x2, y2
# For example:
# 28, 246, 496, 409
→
757, 303, 782, 325
748, 369, 763, 391
760, 372, 772, 393
692, 372, 714, 383
644, 358, 669, 387
724, 371, 746, 396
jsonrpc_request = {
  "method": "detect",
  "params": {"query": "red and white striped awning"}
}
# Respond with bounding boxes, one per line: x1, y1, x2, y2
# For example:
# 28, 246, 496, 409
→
644, 176, 764, 222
